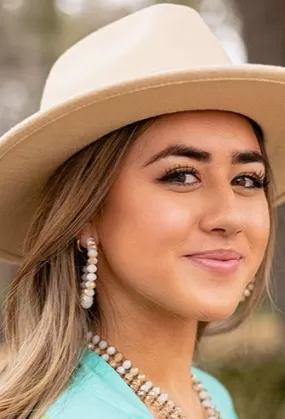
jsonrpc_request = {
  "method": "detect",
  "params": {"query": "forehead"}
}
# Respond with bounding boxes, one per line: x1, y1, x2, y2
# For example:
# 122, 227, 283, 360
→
129, 111, 261, 161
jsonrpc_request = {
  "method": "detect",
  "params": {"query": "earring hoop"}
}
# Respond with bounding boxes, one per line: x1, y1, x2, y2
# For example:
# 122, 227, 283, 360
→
77, 239, 84, 253
79, 237, 98, 309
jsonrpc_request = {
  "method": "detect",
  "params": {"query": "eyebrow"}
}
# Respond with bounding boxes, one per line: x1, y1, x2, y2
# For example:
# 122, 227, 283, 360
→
144, 145, 211, 166
143, 144, 267, 169
231, 150, 267, 168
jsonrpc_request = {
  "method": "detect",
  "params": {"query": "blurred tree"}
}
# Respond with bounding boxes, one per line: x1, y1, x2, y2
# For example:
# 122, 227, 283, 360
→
21, 0, 62, 102
24, 0, 62, 65
235, 0, 285, 340
0, 0, 62, 341
235, 0, 285, 65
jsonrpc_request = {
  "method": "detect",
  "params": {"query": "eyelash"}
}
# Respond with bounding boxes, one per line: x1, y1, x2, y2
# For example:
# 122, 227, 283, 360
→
159, 165, 269, 189
233, 171, 269, 189
160, 166, 199, 183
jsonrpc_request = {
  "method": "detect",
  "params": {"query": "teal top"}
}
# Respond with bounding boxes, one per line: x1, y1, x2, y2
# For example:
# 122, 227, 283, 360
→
44, 349, 238, 419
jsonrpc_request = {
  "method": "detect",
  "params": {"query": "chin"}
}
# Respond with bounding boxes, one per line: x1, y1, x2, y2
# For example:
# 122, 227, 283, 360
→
195, 301, 240, 322
170, 294, 240, 322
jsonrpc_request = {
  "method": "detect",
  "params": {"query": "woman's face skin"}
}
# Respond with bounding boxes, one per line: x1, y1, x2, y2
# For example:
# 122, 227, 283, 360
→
88, 111, 270, 322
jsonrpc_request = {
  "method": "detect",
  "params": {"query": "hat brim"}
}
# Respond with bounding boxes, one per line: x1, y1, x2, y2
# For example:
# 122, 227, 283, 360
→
1, 64, 285, 263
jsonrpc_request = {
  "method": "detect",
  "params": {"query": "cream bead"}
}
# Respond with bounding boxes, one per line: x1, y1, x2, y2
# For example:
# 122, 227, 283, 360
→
88, 248, 98, 257
199, 390, 209, 400
116, 366, 125, 375
85, 281, 96, 290
83, 289, 95, 297
166, 400, 175, 409
81, 295, 93, 303
201, 399, 212, 408
86, 272, 97, 281
141, 381, 153, 392
81, 300, 92, 309
87, 264, 97, 273
106, 346, 116, 355
123, 360, 132, 370
172, 406, 182, 414
244, 288, 251, 297
92, 335, 100, 345
99, 340, 107, 349
193, 383, 204, 392
159, 393, 168, 402
114, 353, 123, 362
130, 367, 139, 376
86, 238, 95, 246
88, 257, 98, 264
152, 386, 160, 395
87, 343, 94, 350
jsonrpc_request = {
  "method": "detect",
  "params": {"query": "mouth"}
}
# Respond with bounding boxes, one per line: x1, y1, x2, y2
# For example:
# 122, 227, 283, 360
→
184, 249, 243, 274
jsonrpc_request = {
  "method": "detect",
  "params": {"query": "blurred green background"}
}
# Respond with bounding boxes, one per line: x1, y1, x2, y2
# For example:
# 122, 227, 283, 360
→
1, 1, 285, 418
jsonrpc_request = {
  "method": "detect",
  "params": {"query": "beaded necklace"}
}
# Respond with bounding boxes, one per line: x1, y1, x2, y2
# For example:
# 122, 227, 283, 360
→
87, 333, 220, 419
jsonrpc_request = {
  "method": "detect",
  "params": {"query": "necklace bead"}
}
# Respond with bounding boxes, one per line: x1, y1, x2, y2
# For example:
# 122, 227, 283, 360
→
87, 333, 220, 419
107, 346, 116, 355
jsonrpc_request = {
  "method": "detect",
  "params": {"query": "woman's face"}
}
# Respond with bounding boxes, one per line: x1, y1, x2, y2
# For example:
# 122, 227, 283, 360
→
93, 111, 270, 321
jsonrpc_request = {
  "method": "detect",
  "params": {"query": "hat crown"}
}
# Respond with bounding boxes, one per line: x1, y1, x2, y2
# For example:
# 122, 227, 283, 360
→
40, 3, 230, 111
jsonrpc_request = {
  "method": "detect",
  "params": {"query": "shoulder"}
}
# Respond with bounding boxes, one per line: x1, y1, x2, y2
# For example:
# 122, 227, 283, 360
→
192, 366, 238, 419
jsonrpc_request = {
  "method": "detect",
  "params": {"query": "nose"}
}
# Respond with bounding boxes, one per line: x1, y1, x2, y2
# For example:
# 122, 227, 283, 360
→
199, 188, 244, 237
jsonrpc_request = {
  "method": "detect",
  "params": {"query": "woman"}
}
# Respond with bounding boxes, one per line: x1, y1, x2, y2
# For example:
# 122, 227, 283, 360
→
0, 3, 285, 419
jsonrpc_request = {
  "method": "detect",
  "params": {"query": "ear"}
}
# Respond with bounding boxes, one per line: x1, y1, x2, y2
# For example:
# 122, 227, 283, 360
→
78, 221, 99, 249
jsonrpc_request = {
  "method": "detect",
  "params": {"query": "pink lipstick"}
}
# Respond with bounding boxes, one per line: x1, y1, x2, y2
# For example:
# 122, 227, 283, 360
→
185, 249, 242, 274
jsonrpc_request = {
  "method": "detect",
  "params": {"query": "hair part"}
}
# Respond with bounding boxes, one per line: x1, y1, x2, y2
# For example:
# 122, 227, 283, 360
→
0, 113, 275, 418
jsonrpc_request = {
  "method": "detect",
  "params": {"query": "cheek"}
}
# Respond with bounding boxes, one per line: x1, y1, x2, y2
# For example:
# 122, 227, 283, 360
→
245, 198, 270, 264
97, 179, 193, 283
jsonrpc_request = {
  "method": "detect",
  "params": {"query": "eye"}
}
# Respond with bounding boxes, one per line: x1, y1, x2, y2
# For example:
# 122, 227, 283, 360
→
232, 173, 268, 189
159, 167, 200, 186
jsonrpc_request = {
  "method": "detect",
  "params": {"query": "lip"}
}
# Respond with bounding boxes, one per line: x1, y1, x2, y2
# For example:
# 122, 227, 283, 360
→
184, 249, 243, 274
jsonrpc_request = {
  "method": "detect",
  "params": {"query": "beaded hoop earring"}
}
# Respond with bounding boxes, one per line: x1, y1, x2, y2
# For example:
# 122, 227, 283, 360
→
240, 280, 255, 302
80, 237, 98, 309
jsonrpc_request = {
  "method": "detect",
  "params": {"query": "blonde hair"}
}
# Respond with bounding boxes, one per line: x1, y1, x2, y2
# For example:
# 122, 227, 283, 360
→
0, 115, 275, 418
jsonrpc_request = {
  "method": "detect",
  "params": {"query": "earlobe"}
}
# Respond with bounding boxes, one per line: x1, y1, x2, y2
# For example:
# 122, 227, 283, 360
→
78, 222, 99, 249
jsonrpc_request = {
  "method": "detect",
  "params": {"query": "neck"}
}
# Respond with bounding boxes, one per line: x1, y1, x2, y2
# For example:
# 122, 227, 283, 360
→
93, 284, 199, 412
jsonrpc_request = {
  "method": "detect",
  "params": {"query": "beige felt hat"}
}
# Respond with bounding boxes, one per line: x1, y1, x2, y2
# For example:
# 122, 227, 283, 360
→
1, 3, 285, 263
